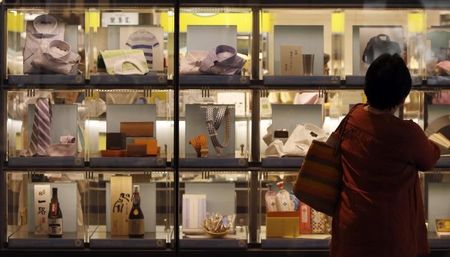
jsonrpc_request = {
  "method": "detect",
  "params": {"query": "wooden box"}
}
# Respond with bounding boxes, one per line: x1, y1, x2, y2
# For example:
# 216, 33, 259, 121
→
34, 184, 51, 235
120, 122, 154, 137
266, 211, 300, 238
101, 149, 127, 157
126, 144, 147, 157
110, 176, 132, 236
106, 133, 126, 150
134, 138, 158, 156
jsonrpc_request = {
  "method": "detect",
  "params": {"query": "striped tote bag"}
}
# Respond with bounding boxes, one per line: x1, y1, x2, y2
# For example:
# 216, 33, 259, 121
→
293, 104, 361, 216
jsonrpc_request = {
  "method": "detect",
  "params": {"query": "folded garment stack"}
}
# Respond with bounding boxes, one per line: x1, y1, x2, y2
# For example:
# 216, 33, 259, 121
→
180, 45, 246, 75
24, 14, 81, 75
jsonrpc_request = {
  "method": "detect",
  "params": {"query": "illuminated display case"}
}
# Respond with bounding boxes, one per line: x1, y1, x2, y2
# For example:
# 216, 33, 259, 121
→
5, 6, 86, 85
1, 0, 450, 256
6, 171, 88, 248
87, 171, 173, 249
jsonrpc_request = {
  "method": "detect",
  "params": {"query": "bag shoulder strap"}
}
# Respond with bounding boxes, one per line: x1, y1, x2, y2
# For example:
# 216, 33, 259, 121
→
334, 103, 364, 144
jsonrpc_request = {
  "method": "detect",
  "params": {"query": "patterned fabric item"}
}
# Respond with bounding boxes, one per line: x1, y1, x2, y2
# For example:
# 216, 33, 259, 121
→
275, 189, 294, 212
311, 209, 330, 234
30, 98, 52, 156
205, 105, 230, 154
265, 190, 277, 213
126, 29, 160, 69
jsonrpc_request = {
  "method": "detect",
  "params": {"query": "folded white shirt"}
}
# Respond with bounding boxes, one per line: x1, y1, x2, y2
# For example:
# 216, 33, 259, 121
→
31, 40, 81, 75
264, 123, 328, 157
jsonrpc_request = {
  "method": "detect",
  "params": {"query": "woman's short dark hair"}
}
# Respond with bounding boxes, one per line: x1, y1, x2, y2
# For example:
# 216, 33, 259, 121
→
364, 53, 411, 110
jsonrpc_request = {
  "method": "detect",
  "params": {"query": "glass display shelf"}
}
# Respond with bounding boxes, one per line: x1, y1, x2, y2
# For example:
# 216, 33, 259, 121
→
179, 75, 250, 89
260, 157, 304, 169
345, 75, 425, 88
89, 157, 167, 168
259, 230, 330, 249
89, 226, 169, 249
427, 77, 450, 87
179, 158, 248, 169
428, 232, 450, 249
7, 156, 84, 168
179, 232, 248, 249
6, 75, 85, 86
263, 76, 341, 88
7, 228, 85, 249
89, 73, 168, 86
435, 156, 450, 169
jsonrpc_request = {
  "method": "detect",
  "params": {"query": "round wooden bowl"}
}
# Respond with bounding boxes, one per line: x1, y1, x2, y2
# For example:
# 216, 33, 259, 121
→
203, 228, 229, 238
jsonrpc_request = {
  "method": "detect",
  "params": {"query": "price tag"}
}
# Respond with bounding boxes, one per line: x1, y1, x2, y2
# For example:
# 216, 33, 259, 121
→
102, 12, 139, 26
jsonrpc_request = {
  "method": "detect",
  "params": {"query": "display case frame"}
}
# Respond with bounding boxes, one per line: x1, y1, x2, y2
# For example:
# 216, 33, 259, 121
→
1, 0, 450, 256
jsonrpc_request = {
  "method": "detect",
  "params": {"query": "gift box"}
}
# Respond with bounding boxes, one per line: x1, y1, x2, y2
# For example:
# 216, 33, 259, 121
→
111, 176, 132, 236
106, 132, 126, 150
120, 122, 154, 137
266, 211, 300, 238
280, 45, 303, 76
126, 144, 147, 157
311, 209, 330, 234
101, 149, 127, 157
134, 138, 158, 156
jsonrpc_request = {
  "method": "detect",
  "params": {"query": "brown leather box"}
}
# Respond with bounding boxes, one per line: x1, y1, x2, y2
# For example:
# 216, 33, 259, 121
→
101, 149, 127, 157
134, 138, 158, 156
120, 122, 154, 137
106, 133, 126, 150
126, 144, 147, 157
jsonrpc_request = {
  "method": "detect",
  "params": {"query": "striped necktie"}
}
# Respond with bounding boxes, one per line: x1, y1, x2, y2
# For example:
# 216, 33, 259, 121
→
205, 105, 230, 154
30, 98, 52, 156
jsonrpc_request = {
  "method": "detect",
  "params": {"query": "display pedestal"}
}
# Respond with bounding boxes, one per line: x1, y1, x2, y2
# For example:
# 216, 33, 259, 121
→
8, 230, 84, 249
90, 157, 166, 168
8, 156, 84, 168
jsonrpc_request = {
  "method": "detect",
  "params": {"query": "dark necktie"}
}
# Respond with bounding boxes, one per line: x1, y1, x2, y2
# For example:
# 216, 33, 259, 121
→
30, 98, 52, 156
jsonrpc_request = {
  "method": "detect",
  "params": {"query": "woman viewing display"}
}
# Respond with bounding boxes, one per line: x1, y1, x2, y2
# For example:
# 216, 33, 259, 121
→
331, 54, 441, 257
